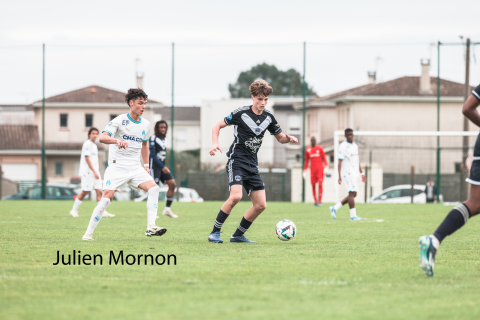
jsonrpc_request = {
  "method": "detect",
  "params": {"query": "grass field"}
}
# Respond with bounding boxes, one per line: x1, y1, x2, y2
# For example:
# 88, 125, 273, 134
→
1, 200, 480, 320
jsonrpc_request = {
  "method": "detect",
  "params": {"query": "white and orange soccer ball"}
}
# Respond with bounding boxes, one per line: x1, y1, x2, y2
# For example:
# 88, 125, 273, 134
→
275, 219, 296, 241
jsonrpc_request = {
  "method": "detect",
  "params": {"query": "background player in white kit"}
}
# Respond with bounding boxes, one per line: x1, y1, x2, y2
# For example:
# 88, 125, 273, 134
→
82, 88, 166, 241
329, 128, 366, 220
69, 127, 114, 218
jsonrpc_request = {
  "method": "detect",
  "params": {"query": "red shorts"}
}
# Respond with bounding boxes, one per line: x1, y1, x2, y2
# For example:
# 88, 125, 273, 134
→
310, 169, 324, 184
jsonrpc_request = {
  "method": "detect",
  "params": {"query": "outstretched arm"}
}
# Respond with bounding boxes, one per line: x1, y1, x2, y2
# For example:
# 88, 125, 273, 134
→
462, 94, 480, 127
209, 120, 227, 156
274, 133, 298, 144
99, 132, 128, 149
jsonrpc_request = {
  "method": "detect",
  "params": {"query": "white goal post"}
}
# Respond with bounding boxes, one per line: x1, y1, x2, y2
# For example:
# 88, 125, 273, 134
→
333, 130, 480, 203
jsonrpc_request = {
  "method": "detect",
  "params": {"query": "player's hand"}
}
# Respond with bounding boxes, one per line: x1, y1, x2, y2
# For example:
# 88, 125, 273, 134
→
117, 140, 128, 149
323, 167, 329, 175
466, 154, 473, 171
285, 134, 298, 144
144, 167, 150, 174
361, 174, 366, 183
338, 177, 342, 185
302, 171, 307, 180
162, 167, 171, 174
94, 172, 100, 179
209, 143, 222, 156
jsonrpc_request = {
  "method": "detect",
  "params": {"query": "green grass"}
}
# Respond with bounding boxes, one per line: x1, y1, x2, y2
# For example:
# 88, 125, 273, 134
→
1, 201, 480, 320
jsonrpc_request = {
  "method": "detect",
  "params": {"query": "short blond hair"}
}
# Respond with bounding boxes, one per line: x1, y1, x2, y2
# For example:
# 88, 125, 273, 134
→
249, 79, 273, 97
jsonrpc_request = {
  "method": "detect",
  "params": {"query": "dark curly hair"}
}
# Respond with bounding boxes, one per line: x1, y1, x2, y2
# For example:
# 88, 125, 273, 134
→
125, 88, 148, 107
154, 120, 168, 137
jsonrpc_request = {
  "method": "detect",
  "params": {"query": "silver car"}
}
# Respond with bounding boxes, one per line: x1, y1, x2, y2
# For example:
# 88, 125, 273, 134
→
369, 184, 442, 204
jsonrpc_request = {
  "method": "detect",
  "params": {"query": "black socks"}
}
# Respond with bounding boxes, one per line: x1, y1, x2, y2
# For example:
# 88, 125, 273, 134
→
212, 210, 229, 233
166, 197, 173, 208
232, 217, 253, 237
433, 203, 471, 243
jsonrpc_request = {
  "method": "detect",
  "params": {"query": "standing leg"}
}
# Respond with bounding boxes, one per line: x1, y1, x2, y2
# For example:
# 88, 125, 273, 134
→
163, 179, 178, 218
97, 189, 115, 217
231, 189, 266, 243
318, 180, 324, 204
419, 184, 480, 276
139, 180, 167, 237
311, 183, 318, 205
70, 190, 89, 217
82, 190, 115, 240
348, 192, 362, 220
208, 185, 243, 243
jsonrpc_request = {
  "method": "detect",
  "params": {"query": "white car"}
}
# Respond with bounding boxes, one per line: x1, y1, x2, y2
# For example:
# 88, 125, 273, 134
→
369, 184, 442, 204
134, 187, 204, 203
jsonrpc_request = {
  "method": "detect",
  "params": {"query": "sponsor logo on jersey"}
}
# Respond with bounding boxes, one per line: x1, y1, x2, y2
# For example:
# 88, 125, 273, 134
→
122, 134, 143, 142
235, 175, 241, 181
150, 141, 155, 146
122, 120, 130, 126
245, 136, 263, 153
108, 122, 113, 126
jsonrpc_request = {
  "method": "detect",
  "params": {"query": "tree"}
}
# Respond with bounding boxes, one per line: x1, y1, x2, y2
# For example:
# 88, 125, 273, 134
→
229, 63, 316, 98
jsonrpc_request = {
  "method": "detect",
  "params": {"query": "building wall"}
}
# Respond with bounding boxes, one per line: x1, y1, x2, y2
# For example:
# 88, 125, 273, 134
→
169, 122, 201, 152
272, 108, 302, 168
0, 155, 41, 180
200, 99, 276, 168
0, 111, 34, 125
47, 155, 83, 184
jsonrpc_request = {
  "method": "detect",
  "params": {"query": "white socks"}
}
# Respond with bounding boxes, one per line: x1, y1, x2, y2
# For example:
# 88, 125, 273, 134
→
349, 208, 357, 218
85, 198, 111, 235
72, 198, 82, 211
334, 202, 342, 211
147, 186, 160, 228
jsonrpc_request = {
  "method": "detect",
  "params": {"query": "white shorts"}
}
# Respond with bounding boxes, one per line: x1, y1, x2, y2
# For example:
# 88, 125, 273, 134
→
103, 165, 154, 191
342, 173, 359, 193
81, 174, 102, 191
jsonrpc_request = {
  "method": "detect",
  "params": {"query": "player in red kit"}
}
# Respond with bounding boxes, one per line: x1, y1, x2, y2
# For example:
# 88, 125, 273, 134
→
304, 136, 328, 206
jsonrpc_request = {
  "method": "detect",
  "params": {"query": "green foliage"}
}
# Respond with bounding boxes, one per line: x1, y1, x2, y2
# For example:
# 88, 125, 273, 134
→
229, 63, 316, 98
1, 201, 480, 319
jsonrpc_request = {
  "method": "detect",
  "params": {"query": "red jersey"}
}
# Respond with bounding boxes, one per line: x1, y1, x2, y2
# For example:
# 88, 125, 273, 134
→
304, 145, 328, 172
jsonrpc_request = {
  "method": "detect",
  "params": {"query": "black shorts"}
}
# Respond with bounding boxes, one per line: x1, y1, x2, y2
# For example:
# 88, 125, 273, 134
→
226, 159, 265, 195
467, 133, 480, 185
151, 167, 174, 185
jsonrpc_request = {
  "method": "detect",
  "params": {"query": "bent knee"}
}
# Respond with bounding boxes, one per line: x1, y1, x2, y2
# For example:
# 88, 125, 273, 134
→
229, 195, 242, 205
255, 202, 267, 212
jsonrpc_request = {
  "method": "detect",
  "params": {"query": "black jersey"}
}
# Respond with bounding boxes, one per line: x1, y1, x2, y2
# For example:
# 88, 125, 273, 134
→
224, 105, 282, 166
149, 134, 167, 166
473, 83, 480, 101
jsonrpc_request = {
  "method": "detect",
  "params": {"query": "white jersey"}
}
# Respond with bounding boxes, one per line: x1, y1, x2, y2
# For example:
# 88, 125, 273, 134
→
102, 113, 150, 166
79, 139, 99, 176
338, 141, 360, 177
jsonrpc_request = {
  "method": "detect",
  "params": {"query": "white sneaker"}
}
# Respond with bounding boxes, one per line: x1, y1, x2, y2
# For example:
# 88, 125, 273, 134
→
69, 210, 79, 217
163, 208, 178, 218
103, 211, 115, 218
82, 234, 94, 241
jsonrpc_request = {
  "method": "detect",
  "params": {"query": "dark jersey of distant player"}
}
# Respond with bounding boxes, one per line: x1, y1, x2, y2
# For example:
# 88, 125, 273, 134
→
149, 134, 173, 184
467, 83, 480, 185
224, 105, 282, 166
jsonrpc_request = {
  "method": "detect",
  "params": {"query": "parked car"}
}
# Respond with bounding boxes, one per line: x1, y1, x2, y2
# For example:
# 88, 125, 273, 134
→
134, 187, 204, 203
368, 184, 443, 204
4, 184, 78, 200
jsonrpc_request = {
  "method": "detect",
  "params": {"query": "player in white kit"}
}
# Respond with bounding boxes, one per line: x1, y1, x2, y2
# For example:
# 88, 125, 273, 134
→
69, 127, 114, 218
329, 128, 366, 220
82, 88, 166, 240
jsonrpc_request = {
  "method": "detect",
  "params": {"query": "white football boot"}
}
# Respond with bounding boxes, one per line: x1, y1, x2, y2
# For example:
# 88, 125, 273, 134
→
145, 226, 167, 237
162, 208, 178, 218
82, 234, 94, 241
102, 210, 115, 217
69, 210, 79, 217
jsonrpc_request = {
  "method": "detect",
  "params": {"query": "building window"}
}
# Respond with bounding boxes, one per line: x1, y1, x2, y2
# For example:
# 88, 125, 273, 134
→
60, 114, 68, 127
110, 114, 117, 121
55, 162, 63, 176
85, 114, 93, 127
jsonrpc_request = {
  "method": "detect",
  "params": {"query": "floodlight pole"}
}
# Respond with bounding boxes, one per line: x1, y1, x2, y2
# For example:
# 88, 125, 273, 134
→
436, 41, 441, 198
301, 41, 306, 203
171, 42, 175, 179
41, 43, 46, 200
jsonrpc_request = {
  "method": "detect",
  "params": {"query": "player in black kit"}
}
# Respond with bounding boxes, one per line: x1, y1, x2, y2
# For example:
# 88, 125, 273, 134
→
149, 120, 178, 218
419, 83, 480, 276
208, 79, 298, 243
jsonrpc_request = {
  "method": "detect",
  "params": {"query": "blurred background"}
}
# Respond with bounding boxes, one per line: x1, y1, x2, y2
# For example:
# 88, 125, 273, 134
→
1, 0, 479, 203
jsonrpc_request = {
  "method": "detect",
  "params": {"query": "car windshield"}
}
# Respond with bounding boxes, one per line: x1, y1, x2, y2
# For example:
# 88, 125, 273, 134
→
190, 190, 199, 199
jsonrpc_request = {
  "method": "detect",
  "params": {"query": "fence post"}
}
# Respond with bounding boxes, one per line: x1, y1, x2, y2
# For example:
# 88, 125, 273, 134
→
364, 165, 368, 203
0, 165, 2, 199
411, 165, 415, 203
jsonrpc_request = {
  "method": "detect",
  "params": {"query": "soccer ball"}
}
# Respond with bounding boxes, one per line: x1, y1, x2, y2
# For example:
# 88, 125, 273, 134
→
275, 219, 296, 241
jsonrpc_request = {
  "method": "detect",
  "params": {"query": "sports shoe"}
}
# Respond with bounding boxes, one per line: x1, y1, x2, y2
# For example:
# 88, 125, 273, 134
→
350, 216, 363, 221
230, 234, 257, 243
69, 210, 79, 217
329, 206, 337, 219
318, 202, 322, 207
208, 231, 223, 243
145, 226, 167, 237
163, 208, 178, 218
419, 235, 437, 277
82, 234, 94, 241
103, 211, 115, 218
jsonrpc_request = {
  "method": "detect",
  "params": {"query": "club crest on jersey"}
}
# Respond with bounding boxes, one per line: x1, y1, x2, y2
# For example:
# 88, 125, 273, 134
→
122, 120, 130, 126
122, 134, 143, 142
142, 130, 145, 135
255, 128, 261, 133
